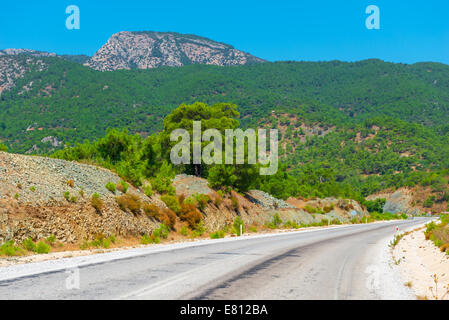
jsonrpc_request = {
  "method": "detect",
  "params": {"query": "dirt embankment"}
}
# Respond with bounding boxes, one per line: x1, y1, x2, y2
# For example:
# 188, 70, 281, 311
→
0, 153, 368, 246
173, 174, 368, 231
0, 152, 164, 243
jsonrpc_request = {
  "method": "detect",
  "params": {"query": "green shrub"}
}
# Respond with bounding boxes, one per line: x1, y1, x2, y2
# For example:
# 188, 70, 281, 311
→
272, 213, 283, 227
304, 205, 320, 214
105, 182, 116, 193
117, 180, 129, 193
193, 193, 210, 211
389, 233, 404, 248
30, 186, 36, 192
192, 222, 206, 237
35, 241, 51, 254
232, 216, 245, 236
141, 234, 160, 244
91, 193, 103, 213
45, 235, 57, 245
22, 238, 37, 252
153, 224, 170, 239
143, 185, 153, 197
210, 230, 226, 239
63, 191, 70, 201
0, 241, 23, 256
179, 226, 189, 236
161, 194, 181, 214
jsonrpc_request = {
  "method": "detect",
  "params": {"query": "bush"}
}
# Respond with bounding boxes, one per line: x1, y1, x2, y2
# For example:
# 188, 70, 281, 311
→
212, 193, 223, 206
143, 203, 176, 228
91, 193, 103, 213
161, 209, 177, 229
80, 234, 115, 249
116, 180, 129, 193
193, 193, 210, 211
67, 180, 75, 188
22, 238, 37, 252
105, 182, 116, 193
35, 241, 51, 254
423, 197, 434, 208
182, 210, 203, 229
304, 205, 319, 214
116, 194, 141, 214
179, 226, 189, 236
233, 216, 245, 236
210, 230, 226, 239
153, 224, 170, 239
0, 241, 23, 256
192, 222, 206, 237
143, 185, 153, 197
143, 203, 161, 219
141, 234, 160, 245
230, 195, 239, 210
272, 213, 283, 227
30, 186, 36, 192
161, 194, 181, 214
283, 220, 300, 229
63, 191, 70, 201
46, 235, 57, 246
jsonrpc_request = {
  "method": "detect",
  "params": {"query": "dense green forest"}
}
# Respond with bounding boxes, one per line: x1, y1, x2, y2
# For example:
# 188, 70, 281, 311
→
1, 55, 449, 201
1, 56, 449, 154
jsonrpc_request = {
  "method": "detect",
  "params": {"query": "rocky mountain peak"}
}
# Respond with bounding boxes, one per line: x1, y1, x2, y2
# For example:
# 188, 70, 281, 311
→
84, 31, 265, 71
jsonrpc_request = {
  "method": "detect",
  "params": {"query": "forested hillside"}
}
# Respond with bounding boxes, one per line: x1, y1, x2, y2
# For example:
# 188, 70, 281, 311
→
1, 55, 448, 203
1, 57, 449, 154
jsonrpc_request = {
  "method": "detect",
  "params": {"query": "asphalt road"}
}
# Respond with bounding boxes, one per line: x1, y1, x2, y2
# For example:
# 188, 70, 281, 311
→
0, 218, 429, 300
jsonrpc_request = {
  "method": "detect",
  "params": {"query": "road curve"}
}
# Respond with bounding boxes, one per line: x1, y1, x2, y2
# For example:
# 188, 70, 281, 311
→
0, 218, 429, 300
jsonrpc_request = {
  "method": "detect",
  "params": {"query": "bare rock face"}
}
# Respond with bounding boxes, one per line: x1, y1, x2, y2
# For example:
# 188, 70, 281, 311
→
383, 189, 421, 215
85, 31, 265, 71
0, 55, 47, 96
0, 49, 56, 58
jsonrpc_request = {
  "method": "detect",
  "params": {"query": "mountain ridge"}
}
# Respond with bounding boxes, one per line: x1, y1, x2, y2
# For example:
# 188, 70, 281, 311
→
84, 31, 266, 71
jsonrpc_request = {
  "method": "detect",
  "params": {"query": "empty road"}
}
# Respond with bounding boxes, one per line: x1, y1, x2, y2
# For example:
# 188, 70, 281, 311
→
0, 218, 429, 300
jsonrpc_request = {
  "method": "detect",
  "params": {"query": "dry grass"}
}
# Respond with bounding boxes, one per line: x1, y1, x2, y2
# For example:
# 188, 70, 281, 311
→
142, 203, 177, 229
90, 193, 103, 213
116, 194, 141, 214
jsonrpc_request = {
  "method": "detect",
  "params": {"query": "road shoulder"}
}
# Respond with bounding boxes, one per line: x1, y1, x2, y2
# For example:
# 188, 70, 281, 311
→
392, 224, 449, 300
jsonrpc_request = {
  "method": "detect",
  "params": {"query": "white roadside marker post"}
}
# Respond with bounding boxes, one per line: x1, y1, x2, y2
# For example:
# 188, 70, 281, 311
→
240, 224, 243, 237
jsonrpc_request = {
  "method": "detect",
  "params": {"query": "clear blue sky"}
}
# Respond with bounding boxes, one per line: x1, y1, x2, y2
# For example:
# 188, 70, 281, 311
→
1, 0, 448, 64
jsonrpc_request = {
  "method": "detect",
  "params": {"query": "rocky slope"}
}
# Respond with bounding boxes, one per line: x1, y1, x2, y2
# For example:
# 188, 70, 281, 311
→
0, 152, 165, 243
367, 186, 448, 215
0, 155, 367, 245
172, 174, 368, 232
0, 55, 48, 95
85, 31, 265, 71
